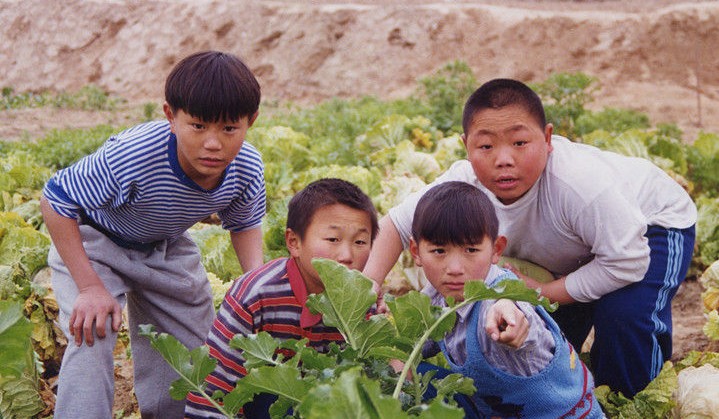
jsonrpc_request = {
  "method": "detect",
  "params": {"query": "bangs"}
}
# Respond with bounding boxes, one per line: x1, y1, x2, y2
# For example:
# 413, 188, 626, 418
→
414, 202, 490, 246
183, 67, 258, 123
165, 51, 260, 123
412, 181, 498, 245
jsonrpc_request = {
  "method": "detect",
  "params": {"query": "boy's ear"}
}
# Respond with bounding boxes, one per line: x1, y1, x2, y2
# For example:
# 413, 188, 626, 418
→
544, 123, 554, 152
248, 111, 259, 128
461, 133, 467, 147
285, 228, 301, 258
409, 238, 423, 267
491, 235, 507, 264
163, 103, 175, 131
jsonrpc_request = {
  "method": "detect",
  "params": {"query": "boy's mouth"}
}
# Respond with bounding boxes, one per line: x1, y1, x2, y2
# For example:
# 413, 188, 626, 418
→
444, 282, 465, 291
199, 157, 224, 167
495, 175, 518, 189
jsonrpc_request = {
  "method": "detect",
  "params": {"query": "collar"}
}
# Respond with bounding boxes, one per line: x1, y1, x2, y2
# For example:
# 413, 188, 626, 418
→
286, 258, 324, 328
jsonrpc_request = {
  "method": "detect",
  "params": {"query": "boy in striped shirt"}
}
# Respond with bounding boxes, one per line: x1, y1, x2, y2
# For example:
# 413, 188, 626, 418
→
184, 178, 379, 418
40, 51, 266, 418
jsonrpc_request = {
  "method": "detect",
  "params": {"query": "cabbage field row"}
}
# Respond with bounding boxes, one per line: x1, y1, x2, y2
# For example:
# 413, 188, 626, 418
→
1, 65, 718, 417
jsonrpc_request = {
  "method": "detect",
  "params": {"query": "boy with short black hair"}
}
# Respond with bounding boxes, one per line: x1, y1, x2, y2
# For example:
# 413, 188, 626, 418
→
185, 178, 379, 418
41, 50, 266, 418
411, 181, 603, 418
364, 77, 697, 397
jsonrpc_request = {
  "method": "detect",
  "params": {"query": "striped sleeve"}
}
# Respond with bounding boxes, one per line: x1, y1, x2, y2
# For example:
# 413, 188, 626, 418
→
185, 273, 260, 418
218, 143, 266, 232
42, 145, 124, 219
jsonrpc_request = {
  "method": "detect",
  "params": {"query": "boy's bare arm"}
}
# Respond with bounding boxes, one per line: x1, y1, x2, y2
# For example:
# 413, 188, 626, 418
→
40, 197, 122, 347
484, 299, 530, 348
504, 263, 575, 305
230, 227, 264, 273
362, 216, 404, 285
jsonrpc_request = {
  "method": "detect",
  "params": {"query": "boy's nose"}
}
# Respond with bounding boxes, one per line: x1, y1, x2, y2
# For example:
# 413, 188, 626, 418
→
203, 133, 222, 150
445, 255, 464, 275
495, 146, 515, 167
336, 244, 353, 266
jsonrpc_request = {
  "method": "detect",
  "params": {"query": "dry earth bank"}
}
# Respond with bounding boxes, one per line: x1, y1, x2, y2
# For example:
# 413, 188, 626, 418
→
1, 0, 719, 140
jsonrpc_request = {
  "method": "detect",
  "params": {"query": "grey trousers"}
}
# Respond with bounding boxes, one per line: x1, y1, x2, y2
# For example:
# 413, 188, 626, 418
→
50, 226, 214, 419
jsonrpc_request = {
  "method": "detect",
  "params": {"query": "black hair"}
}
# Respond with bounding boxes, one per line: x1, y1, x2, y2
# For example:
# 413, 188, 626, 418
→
462, 78, 546, 134
287, 178, 379, 242
165, 50, 260, 123
412, 181, 498, 245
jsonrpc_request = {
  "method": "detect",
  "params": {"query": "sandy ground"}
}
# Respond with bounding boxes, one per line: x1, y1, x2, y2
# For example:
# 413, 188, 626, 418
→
2, 0, 719, 141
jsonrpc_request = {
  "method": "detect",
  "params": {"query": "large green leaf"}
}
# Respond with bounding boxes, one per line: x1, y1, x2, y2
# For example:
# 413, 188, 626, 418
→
230, 331, 302, 370
432, 373, 476, 405
307, 259, 396, 358
225, 363, 314, 416
0, 300, 43, 418
0, 374, 45, 419
189, 224, 242, 282
595, 361, 677, 418
387, 290, 455, 343
463, 279, 557, 312
298, 367, 407, 419
0, 300, 34, 378
138, 325, 218, 401
415, 399, 465, 419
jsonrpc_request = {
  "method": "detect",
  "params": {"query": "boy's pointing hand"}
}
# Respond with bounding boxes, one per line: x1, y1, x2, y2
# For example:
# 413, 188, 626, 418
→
485, 299, 529, 348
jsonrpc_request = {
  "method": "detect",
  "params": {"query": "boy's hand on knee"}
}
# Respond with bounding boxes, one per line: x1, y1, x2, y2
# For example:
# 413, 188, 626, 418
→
485, 299, 529, 348
70, 284, 122, 347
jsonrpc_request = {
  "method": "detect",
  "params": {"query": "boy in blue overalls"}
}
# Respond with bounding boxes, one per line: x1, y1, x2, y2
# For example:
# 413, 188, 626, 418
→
410, 181, 604, 418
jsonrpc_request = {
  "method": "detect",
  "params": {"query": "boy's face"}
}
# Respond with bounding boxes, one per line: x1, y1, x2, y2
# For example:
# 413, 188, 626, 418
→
462, 104, 553, 205
286, 203, 373, 295
410, 235, 506, 302
164, 104, 257, 190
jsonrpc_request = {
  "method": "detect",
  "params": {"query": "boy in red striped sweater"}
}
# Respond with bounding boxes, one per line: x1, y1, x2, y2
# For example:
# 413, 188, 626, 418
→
185, 178, 379, 418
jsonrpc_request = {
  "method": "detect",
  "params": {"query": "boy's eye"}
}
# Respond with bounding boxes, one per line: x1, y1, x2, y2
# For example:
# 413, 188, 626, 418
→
223, 126, 238, 133
465, 247, 480, 253
514, 140, 528, 146
355, 240, 368, 246
325, 237, 339, 243
429, 248, 445, 255
191, 123, 205, 130
478, 144, 492, 150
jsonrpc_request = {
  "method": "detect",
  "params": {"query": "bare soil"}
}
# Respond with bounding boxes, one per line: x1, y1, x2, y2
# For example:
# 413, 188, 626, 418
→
2, 0, 719, 142
3, 0, 717, 416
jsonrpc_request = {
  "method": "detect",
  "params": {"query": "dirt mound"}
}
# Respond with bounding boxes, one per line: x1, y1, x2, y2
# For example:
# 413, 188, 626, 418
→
2, 0, 718, 136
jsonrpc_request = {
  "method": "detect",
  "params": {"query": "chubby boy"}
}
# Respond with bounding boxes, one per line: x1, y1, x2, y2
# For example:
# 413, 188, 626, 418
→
364, 78, 696, 397
185, 178, 378, 418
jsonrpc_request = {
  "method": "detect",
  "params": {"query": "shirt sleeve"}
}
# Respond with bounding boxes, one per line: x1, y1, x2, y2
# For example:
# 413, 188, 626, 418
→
564, 187, 651, 302
389, 160, 478, 248
185, 279, 255, 419
218, 161, 267, 233
477, 301, 555, 377
42, 146, 125, 219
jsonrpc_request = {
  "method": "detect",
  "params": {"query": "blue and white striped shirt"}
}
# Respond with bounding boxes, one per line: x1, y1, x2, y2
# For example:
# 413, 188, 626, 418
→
43, 121, 266, 244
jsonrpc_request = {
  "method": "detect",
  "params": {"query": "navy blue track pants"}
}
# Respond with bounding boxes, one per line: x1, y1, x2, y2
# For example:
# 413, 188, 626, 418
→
551, 224, 695, 397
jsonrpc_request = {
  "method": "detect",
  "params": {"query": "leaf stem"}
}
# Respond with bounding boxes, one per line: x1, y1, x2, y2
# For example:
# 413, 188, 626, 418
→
391, 299, 473, 399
